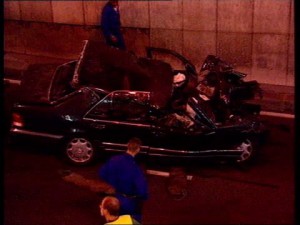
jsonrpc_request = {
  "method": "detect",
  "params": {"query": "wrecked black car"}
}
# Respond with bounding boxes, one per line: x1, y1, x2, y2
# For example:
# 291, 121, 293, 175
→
10, 40, 266, 165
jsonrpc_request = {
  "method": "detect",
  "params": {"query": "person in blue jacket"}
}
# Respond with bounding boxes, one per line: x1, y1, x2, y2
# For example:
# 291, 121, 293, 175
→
98, 137, 148, 223
101, 0, 126, 50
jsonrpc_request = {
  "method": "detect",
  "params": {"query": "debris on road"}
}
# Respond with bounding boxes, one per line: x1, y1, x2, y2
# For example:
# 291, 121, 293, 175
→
59, 170, 115, 195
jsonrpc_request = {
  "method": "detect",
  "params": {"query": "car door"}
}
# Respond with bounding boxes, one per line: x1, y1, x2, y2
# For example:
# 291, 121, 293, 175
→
147, 117, 201, 157
84, 90, 153, 154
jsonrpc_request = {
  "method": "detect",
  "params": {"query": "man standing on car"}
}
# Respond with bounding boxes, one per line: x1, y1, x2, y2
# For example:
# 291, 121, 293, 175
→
101, 0, 126, 50
98, 137, 148, 223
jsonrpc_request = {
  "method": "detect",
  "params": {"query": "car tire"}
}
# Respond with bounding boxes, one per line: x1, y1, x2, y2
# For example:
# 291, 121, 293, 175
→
235, 138, 258, 164
63, 136, 96, 166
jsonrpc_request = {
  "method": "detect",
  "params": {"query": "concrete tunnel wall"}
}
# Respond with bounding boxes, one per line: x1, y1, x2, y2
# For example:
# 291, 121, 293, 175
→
4, 0, 294, 86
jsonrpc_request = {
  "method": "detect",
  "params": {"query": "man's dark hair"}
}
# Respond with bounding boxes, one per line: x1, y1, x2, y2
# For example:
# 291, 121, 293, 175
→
128, 137, 142, 153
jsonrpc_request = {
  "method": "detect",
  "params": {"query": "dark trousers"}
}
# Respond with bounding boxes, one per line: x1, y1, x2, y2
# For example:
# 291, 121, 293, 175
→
116, 194, 143, 223
104, 32, 126, 50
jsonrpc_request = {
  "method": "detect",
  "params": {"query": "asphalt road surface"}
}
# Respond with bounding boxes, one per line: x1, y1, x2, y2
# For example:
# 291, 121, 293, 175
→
3, 115, 295, 225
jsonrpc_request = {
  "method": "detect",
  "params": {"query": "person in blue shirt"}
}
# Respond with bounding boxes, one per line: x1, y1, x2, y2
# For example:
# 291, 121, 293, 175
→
99, 137, 148, 223
101, 0, 126, 50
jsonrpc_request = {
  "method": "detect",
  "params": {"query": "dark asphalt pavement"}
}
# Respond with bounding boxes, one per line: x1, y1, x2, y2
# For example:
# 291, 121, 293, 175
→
3, 116, 295, 225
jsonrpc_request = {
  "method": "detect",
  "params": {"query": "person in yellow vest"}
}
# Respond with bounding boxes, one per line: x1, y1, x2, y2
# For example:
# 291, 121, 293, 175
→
100, 196, 141, 225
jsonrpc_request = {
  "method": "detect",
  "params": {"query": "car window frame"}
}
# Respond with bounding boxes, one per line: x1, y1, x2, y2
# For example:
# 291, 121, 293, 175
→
84, 90, 152, 123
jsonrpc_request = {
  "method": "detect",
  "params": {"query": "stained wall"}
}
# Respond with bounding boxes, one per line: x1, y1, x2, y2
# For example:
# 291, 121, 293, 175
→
4, 0, 294, 86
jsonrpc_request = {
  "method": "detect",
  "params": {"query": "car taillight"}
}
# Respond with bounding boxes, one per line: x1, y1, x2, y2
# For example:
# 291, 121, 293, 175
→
12, 113, 24, 127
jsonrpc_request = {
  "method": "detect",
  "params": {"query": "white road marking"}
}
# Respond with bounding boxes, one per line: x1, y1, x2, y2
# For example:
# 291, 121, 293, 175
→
260, 111, 294, 119
4, 78, 21, 85
147, 169, 193, 180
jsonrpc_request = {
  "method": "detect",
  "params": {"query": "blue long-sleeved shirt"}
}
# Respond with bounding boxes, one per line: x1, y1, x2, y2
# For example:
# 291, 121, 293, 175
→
100, 2, 125, 49
99, 153, 148, 200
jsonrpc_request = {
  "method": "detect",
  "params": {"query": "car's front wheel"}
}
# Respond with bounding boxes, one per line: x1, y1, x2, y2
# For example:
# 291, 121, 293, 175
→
235, 138, 256, 164
63, 137, 96, 166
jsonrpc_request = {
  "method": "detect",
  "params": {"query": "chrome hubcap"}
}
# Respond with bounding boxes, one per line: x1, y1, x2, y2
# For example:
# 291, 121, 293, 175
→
236, 139, 253, 162
66, 138, 93, 163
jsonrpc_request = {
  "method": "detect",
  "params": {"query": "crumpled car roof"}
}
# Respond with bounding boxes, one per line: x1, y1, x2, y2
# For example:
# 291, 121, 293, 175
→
75, 40, 174, 108
19, 61, 77, 104
19, 63, 61, 104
